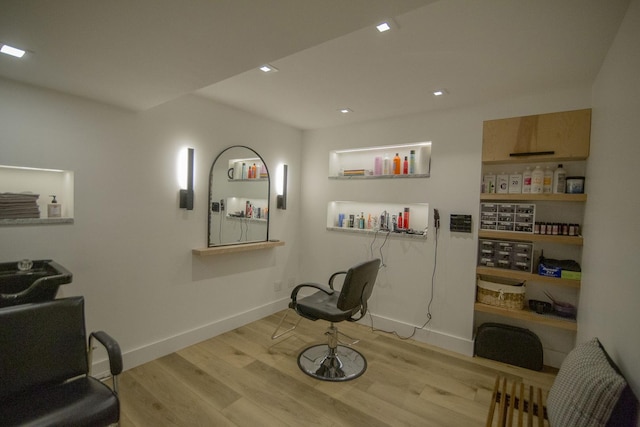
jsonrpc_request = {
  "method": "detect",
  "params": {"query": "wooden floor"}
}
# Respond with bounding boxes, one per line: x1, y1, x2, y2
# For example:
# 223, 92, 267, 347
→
119, 311, 557, 427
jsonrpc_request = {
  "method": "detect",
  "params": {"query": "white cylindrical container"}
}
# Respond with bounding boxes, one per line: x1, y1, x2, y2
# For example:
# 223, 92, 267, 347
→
497, 172, 509, 193
531, 166, 544, 194
553, 164, 567, 193
543, 166, 554, 193
383, 154, 391, 175
522, 166, 532, 193
509, 172, 523, 193
374, 156, 383, 176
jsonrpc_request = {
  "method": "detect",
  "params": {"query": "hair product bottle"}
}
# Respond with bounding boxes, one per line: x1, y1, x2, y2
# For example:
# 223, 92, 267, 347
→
48, 195, 61, 218
383, 154, 391, 175
409, 150, 416, 174
374, 156, 382, 175
553, 164, 567, 193
497, 172, 509, 193
522, 166, 532, 193
393, 153, 401, 175
531, 166, 544, 194
404, 207, 410, 229
543, 166, 554, 193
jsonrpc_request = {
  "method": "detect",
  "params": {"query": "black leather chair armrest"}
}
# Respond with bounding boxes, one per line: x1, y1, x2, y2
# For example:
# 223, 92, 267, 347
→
328, 271, 347, 290
290, 282, 334, 307
90, 331, 123, 376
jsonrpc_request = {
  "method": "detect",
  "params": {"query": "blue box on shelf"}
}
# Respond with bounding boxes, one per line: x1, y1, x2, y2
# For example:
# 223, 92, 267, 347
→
538, 264, 561, 278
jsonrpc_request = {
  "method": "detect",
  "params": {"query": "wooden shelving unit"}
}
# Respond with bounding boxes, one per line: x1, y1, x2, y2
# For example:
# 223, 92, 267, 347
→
474, 302, 577, 331
476, 109, 590, 338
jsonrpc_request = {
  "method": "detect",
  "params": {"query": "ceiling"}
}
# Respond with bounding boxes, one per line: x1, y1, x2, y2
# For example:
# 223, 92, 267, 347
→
0, 0, 630, 130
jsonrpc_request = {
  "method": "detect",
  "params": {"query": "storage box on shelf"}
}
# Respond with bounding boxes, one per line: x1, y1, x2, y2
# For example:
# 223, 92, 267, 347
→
328, 142, 431, 179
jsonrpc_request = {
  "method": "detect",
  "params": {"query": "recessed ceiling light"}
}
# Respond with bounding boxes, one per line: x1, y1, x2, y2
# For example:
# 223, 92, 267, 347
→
1, 44, 26, 58
338, 108, 353, 114
376, 18, 398, 33
259, 64, 278, 73
376, 22, 392, 32
433, 89, 448, 96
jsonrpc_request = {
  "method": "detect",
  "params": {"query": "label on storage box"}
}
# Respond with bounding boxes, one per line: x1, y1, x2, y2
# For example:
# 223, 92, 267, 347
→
538, 264, 561, 277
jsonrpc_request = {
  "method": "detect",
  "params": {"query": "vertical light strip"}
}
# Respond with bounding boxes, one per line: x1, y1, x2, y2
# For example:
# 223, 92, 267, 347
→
277, 164, 288, 210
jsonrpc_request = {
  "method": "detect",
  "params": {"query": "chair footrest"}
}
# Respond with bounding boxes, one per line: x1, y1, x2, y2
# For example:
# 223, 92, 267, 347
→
486, 376, 548, 427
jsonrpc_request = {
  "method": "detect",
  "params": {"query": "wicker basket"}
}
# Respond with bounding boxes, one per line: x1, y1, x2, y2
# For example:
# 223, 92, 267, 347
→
476, 275, 525, 310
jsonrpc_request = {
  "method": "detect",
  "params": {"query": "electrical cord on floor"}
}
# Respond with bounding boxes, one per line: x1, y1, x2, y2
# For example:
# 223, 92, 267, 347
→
369, 213, 439, 340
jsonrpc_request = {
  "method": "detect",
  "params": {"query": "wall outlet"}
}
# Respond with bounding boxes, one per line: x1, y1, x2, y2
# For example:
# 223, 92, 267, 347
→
273, 280, 283, 292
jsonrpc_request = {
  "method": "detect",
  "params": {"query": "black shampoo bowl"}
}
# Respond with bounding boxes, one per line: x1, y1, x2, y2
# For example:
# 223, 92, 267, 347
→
0, 260, 72, 308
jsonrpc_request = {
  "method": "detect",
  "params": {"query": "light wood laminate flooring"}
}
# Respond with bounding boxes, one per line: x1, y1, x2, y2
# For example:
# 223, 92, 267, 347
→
119, 311, 557, 426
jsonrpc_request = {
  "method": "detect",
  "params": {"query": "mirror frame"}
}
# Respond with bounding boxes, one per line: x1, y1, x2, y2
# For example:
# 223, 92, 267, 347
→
207, 145, 271, 247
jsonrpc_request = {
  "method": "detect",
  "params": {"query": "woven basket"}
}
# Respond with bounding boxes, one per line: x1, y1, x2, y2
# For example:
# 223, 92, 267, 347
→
476, 276, 525, 310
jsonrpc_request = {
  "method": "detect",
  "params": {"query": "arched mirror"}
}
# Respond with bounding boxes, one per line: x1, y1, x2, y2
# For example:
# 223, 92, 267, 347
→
208, 146, 270, 247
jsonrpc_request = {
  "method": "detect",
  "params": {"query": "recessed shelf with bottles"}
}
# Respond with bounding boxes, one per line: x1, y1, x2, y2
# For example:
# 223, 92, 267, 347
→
327, 201, 429, 239
0, 165, 74, 226
329, 142, 431, 179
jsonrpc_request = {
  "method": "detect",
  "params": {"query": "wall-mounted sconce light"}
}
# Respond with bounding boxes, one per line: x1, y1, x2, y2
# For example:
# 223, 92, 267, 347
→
179, 147, 194, 210
276, 164, 288, 210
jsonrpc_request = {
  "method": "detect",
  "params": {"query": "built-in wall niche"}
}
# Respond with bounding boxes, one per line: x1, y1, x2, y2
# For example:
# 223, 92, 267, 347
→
0, 165, 74, 226
329, 142, 431, 179
327, 201, 429, 238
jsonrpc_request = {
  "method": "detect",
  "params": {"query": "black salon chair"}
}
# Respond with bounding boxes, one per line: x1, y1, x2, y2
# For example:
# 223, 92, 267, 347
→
0, 296, 122, 427
284, 258, 380, 381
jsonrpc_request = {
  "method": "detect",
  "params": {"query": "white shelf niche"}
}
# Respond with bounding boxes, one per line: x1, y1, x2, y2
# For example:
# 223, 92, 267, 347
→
329, 142, 431, 179
0, 165, 74, 225
327, 201, 429, 237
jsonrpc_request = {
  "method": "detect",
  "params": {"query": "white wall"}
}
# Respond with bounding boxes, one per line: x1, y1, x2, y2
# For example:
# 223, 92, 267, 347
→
582, 0, 640, 398
301, 87, 592, 361
0, 78, 302, 372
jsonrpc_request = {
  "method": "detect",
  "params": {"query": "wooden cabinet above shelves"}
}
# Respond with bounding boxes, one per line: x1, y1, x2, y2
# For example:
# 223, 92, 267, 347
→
474, 302, 577, 331
482, 109, 591, 164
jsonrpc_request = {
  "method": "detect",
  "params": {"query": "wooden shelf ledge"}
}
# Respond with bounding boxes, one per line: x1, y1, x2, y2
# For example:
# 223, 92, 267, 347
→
476, 267, 581, 288
480, 193, 587, 202
474, 302, 577, 331
193, 240, 284, 256
478, 230, 583, 245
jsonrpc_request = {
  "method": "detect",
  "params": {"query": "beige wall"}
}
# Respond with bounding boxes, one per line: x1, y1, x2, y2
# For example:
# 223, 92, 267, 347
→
0, 79, 302, 372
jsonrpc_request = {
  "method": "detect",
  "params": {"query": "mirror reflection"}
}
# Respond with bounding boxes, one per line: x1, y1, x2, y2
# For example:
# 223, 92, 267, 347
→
208, 146, 270, 247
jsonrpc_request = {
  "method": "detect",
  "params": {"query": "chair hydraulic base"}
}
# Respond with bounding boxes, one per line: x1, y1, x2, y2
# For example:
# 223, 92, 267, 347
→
297, 325, 367, 381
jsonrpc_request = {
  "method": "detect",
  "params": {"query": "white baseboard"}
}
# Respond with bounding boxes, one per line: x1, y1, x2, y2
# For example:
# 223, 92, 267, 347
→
362, 312, 475, 357
91, 297, 290, 377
